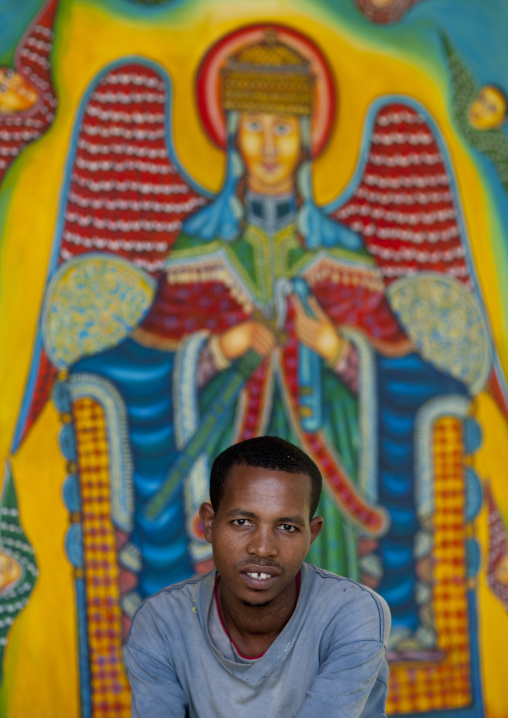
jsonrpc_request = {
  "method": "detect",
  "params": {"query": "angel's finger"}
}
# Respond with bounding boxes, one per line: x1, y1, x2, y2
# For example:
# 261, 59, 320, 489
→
308, 295, 328, 321
295, 312, 318, 335
254, 324, 277, 345
252, 327, 276, 353
297, 325, 318, 345
252, 336, 275, 356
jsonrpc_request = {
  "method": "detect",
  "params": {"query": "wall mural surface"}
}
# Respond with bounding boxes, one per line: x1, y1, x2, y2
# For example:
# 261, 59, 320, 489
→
1, 0, 508, 715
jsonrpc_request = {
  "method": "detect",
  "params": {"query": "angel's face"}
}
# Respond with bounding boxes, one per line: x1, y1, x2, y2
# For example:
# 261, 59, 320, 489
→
238, 113, 301, 195
0, 69, 38, 113
468, 86, 507, 130
0, 549, 21, 591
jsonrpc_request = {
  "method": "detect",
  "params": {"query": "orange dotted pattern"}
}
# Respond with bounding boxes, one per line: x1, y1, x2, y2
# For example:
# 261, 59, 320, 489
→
387, 417, 472, 714
74, 397, 131, 717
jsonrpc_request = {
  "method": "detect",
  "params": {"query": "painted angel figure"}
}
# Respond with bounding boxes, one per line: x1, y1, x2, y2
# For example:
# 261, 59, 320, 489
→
11, 25, 494, 662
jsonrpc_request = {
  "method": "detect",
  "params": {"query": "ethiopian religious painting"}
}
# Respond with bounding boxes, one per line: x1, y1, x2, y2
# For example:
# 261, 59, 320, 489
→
1, 0, 508, 716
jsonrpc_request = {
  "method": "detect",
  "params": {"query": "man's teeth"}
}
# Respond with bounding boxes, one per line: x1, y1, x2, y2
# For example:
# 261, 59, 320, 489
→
247, 572, 271, 580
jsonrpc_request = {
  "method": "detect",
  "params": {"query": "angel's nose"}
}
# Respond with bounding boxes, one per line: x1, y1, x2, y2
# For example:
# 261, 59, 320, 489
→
262, 124, 276, 157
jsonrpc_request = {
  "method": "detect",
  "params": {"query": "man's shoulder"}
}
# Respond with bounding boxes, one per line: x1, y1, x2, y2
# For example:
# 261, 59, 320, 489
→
140, 571, 212, 606
128, 572, 213, 640
304, 562, 384, 595
302, 563, 391, 644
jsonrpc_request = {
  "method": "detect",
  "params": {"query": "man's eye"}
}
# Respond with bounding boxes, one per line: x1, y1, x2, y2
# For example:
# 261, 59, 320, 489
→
233, 518, 251, 526
278, 524, 297, 532
244, 121, 262, 132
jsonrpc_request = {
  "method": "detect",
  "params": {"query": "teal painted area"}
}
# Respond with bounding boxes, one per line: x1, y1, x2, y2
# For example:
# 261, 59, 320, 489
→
313, 0, 508, 87
0, 0, 45, 65
484, 181, 508, 327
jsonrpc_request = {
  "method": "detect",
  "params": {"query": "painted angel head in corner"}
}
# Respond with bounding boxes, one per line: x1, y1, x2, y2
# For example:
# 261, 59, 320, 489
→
0, 67, 38, 114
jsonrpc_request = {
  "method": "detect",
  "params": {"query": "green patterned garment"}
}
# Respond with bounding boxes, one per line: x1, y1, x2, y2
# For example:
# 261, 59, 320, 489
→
0, 463, 38, 675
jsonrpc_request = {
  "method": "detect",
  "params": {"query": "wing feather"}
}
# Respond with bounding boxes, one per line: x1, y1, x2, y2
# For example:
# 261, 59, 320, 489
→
332, 102, 471, 287
59, 62, 206, 276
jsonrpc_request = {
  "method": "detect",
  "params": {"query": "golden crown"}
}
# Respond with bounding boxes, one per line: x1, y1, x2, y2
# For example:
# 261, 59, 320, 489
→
221, 30, 315, 116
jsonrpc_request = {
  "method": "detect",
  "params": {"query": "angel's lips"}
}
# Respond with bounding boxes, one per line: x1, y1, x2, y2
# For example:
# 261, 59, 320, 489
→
262, 161, 279, 172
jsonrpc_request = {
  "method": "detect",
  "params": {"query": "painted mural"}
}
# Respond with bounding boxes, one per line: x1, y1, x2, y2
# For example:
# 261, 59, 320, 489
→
1, 0, 508, 716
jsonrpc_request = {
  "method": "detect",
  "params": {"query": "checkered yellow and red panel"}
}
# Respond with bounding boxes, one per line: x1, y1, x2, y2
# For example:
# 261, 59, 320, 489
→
387, 417, 472, 714
74, 397, 131, 717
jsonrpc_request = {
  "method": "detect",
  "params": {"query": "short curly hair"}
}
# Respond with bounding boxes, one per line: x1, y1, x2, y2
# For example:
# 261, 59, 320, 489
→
210, 436, 322, 519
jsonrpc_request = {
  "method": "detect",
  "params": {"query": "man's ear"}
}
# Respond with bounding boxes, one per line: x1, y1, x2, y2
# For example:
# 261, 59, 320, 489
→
199, 502, 215, 544
309, 515, 324, 546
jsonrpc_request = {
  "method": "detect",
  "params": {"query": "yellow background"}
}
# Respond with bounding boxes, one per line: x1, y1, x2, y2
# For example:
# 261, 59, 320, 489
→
1, 0, 507, 715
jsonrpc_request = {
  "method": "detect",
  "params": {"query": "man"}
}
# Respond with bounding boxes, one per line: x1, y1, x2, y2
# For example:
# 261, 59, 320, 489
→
126, 436, 391, 717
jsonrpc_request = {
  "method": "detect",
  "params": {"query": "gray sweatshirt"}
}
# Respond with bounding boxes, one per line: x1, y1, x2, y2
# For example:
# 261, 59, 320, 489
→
126, 563, 391, 717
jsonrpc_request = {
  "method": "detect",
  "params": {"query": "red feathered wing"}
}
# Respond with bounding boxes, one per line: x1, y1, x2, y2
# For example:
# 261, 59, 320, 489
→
331, 101, 508, 416
14, 61, 207, 447
58, 63, 206, 272
0, 0, 58, 186
333, 103, 470, 285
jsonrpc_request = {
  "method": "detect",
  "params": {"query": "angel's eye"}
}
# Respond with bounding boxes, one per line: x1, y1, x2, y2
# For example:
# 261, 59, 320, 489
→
5, 69, 14, 79
274, 123, 292, 137
0, 84, 6, 94
244, 120, 262, 133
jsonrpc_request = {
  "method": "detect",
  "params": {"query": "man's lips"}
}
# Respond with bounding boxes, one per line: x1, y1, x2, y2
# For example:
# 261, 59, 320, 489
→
240, 564, 280, 577
239, 564, 281, 589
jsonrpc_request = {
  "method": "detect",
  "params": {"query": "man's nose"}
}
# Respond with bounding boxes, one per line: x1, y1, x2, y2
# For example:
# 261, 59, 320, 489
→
246, 526, 277, 557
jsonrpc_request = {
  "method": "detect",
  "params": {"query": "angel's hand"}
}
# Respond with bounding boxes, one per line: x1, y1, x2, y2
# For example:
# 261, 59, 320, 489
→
219, 321, 277, 360
293, 295, 345, 363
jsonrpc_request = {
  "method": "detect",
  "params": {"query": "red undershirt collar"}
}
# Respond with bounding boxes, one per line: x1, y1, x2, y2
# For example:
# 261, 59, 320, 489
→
213, 571, 301, 660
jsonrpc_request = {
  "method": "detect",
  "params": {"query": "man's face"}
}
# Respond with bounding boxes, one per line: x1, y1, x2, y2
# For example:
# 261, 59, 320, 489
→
237, 113, 301, 195
200, 465, 323, 607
